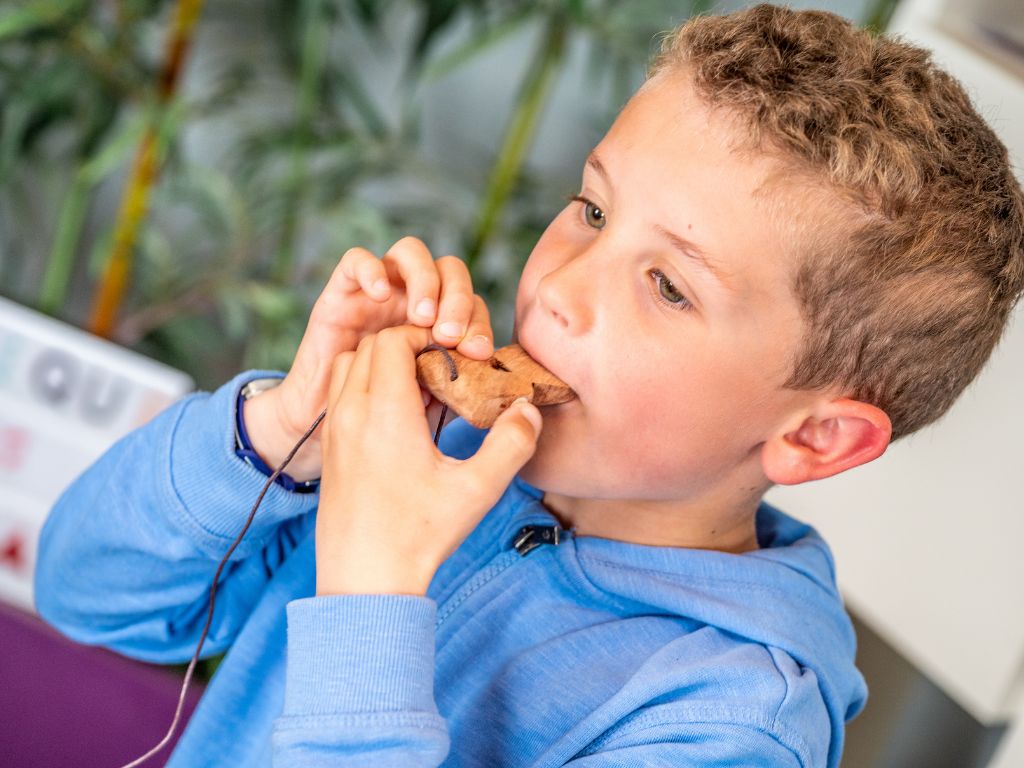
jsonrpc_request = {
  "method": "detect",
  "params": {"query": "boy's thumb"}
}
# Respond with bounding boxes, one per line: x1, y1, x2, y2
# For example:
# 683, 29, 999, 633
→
464, 398, 542, 502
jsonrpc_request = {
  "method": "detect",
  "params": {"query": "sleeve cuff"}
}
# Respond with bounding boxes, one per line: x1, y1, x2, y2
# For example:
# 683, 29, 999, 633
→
284, 595, 438, 716
167, 369, 317, 555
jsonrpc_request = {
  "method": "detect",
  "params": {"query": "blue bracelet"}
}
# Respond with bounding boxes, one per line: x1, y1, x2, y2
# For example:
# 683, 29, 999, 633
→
235, 389, 320, 494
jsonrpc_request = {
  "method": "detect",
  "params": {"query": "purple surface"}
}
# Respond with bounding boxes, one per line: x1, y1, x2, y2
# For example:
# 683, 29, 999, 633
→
0, 600, 205, 767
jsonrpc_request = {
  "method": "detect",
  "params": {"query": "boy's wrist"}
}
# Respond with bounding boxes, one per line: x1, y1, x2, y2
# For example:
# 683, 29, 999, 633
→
240, 384, 323, 484
315, 546, 433, 596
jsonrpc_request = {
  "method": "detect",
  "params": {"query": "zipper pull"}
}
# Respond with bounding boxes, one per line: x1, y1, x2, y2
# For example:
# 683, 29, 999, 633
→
511, 525, 562, 556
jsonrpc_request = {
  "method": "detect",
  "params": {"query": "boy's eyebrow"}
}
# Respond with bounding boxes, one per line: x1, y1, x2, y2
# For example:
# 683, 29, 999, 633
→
585, 152, 612, 186
652, 224, 733, 293
586, 152, 733, 293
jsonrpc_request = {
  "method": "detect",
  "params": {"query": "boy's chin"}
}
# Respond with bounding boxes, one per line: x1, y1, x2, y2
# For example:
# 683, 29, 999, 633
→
517, 433, 581, 495
515, 402, 608, 496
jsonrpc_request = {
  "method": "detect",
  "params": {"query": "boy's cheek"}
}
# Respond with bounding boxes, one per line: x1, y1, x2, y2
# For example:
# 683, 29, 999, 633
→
517, 444, 562, 491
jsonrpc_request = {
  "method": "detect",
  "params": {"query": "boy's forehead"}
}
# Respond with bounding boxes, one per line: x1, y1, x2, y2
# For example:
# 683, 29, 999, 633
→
605, 71, 770, 186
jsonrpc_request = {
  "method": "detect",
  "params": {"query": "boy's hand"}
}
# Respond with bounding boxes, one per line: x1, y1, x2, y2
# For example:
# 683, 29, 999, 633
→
244, 237, 494, 481
315, 325, 542, 596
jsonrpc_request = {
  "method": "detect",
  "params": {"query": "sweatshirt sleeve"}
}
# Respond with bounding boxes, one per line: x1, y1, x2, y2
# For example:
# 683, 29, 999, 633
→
34, 369, 318, 664
564, 725, 804, 767
272, 595, 450, 767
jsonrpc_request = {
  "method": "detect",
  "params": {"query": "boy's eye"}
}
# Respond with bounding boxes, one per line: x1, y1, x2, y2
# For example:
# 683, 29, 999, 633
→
569, 195, 606, 229
650, 268, 692, 311
583, 202, 606, 229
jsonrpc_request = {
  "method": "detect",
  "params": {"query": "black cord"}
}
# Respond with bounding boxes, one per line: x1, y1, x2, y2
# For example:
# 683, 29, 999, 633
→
123, 349, 458, 767
419, 344, 458, 445
119, 407, 327, 768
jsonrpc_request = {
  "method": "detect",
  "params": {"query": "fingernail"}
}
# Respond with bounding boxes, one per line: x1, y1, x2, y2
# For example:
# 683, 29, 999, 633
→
439, 321, 463, 339
372, 279, 390, 296
472, 334, 491, 351
416, 298, 436, 319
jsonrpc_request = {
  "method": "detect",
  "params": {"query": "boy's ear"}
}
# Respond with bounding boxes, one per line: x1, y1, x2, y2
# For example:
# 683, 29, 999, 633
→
761, 398, 892, 485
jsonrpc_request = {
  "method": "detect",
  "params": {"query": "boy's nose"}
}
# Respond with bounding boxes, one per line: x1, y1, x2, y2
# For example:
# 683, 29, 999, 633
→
535, 252, 596, 336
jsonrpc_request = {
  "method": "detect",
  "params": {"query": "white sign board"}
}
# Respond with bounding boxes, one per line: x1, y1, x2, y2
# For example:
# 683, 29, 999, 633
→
0, 296, 194, 612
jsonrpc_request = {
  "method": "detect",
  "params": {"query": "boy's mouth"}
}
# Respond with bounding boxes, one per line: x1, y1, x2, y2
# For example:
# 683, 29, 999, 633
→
511, 308, 586, 406
512, 330, 548, 374
416, 343, 575, 428
513, 334, 577, 400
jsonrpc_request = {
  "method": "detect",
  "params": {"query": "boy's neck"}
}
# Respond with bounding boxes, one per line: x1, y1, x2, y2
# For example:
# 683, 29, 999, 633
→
540, 491, 762, 554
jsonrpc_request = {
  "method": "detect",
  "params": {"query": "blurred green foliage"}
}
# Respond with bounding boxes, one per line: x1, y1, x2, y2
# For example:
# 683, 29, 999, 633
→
0, 0, 899, 391
0, 0, 712, 389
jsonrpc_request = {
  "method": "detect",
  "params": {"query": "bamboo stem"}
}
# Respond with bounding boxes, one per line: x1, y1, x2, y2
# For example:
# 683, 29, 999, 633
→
38, 113, 146, 315
465, 16, 567, 271
87, 0, 203, 338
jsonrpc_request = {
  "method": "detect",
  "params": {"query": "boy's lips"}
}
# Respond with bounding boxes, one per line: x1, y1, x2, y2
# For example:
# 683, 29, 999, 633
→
515, 334, 578, 402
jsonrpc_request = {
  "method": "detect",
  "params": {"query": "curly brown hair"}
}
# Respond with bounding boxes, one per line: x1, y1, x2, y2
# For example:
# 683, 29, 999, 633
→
650, 4, 1024, 441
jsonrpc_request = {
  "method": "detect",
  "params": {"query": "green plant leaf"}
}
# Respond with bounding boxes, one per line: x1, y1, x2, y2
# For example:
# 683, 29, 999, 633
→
87, 227, 115, 281
245, 281, 303, 324
80, 112, 149, 183
217, 286, 252, 342
409, 0, 462, 66
421, 7, 533, 83
0, 0, 87, 41
0, 101, 32, 182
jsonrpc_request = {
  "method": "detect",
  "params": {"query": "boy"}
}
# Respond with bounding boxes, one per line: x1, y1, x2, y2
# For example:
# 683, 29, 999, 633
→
34, 5, 1024, 767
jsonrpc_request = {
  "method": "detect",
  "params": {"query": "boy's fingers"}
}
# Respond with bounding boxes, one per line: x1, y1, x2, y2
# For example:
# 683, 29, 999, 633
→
457, 294, 494, 359
337, 334, 376, 407
382, 237, 440, 326
327, 351, 357, 406
368, 326, 434, 414
338, 247, 390, 300
462, 399, 542, 503
327, 352, 364, 448
433, 256, 475, 346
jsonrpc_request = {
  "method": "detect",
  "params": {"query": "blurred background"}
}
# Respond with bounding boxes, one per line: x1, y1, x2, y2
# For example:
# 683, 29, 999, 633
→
1, 0, 1022, 766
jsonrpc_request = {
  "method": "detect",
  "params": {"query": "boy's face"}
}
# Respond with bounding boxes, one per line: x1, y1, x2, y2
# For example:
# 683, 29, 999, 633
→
513, 69, 827, 510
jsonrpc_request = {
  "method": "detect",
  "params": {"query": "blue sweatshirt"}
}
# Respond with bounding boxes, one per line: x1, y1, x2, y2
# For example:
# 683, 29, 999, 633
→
35, 369, 866, 768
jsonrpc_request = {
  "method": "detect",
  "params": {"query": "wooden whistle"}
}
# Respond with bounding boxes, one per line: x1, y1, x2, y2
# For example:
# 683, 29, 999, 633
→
416, 344, 576, 428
